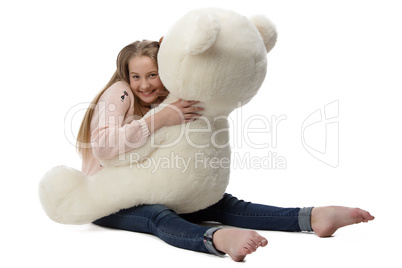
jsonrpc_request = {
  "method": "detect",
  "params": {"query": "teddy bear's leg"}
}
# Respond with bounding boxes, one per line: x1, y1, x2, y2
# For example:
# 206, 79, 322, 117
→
39, 165, 90, 224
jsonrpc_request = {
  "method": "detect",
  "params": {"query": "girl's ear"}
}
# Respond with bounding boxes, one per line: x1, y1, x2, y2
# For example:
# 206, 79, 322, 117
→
186, 11, 221, 55
250, 15, 278, 54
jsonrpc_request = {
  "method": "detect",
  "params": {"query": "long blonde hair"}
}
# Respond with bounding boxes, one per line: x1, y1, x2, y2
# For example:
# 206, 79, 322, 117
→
76, 40, 161, 157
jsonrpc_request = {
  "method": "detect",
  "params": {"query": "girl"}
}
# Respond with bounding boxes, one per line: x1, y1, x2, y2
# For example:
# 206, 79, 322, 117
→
77, 40, 374, 262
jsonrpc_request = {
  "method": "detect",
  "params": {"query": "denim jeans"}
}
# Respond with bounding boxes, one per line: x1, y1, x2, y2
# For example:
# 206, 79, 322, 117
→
93, 193, 313, 256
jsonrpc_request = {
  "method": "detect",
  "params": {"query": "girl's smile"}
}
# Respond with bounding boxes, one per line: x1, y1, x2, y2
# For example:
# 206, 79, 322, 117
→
138, 89, 156, 96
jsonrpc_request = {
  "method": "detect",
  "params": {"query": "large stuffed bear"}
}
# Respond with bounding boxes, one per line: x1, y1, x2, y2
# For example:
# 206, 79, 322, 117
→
39, 8, 277, 224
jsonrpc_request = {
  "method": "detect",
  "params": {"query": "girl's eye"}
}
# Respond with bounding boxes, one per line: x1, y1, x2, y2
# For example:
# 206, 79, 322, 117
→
132, 75, 140, 79
149, 73, 158, 78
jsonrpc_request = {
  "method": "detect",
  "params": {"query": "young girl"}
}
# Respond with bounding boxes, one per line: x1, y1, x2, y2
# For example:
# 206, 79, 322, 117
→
77, 40, 374, 262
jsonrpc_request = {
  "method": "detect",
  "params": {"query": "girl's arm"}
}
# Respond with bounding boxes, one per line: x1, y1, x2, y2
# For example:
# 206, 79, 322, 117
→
91, 83, 203, 161
91, 83, 150, 161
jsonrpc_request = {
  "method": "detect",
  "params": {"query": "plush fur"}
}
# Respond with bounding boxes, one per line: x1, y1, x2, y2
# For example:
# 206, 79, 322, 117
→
38, 7, 277, 224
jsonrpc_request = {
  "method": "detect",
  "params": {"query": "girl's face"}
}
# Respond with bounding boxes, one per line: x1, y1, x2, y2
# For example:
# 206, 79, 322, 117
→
128, 56, 165, 106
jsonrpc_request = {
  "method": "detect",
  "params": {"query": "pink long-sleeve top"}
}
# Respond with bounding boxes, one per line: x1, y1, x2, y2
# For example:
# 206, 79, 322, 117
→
81, 81, 150, 176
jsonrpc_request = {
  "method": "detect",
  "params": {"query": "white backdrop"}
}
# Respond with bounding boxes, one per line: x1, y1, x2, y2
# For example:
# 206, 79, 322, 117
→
1, 0, 401, 267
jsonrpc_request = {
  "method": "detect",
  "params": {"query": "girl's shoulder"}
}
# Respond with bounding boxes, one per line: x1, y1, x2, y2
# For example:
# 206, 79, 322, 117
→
100, 81, 132, 103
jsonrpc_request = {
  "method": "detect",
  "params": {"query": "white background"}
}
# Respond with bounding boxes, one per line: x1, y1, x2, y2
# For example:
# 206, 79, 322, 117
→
1, 0, 401, 267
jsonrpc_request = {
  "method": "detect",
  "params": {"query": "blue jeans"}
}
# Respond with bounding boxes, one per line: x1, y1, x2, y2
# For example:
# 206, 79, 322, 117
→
93, 193, 313, 256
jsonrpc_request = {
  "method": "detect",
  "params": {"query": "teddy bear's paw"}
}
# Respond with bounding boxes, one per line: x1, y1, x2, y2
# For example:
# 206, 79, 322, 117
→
38, 165, 88, 224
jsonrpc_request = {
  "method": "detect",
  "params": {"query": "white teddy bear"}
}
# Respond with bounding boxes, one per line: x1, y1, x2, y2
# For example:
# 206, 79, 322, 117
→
39, 7, 277, 224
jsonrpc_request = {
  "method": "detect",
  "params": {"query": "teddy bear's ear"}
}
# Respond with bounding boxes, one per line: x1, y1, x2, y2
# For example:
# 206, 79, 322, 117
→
187, 11, 221, 55
250, 15, 278, 53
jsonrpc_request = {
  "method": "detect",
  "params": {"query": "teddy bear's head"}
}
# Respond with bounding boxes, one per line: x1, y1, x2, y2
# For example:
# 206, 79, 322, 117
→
158, 8, 277, 114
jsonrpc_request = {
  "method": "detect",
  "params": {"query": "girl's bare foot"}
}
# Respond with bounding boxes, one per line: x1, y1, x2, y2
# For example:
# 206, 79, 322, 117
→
213, 229, 268, 262
311, 206, 375, 237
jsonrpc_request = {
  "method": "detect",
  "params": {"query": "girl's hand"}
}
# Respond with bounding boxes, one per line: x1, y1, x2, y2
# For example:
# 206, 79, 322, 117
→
145, 99, 204, 133
162, 99, 204, 126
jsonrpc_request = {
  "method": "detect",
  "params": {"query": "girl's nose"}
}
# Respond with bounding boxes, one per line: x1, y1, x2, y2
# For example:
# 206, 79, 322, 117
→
141, 80, 150, 90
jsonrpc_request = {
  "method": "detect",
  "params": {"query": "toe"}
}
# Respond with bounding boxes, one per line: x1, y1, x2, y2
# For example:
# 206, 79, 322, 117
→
240, 247, 253, 255
363, 210, 375, 221
352, 208, 374, 223
246, 243, 257, 253
261, 239, 268, 247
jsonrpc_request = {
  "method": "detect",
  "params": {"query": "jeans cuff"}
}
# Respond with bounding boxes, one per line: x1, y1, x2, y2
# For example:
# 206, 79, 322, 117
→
203, 227, 225, 257
298, 207, 314, 232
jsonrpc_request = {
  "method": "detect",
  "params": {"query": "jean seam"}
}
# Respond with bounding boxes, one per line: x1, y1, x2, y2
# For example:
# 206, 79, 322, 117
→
208, 208, 299, 218
113, 212, 204, 243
